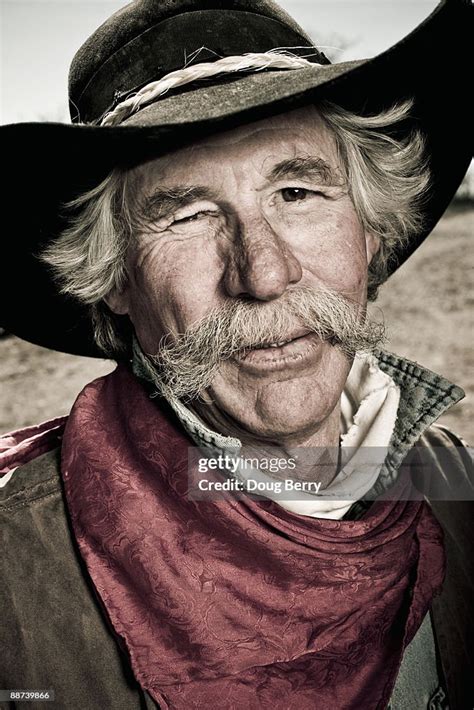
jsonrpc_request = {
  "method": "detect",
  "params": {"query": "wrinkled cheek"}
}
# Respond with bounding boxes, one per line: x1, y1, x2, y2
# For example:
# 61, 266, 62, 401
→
127, 287, 167, 353
305, 245, 368, 298
288, 211, 369, 298
122, 257, 172, 351
132, 274, 187, 345
130, 243, 224, 349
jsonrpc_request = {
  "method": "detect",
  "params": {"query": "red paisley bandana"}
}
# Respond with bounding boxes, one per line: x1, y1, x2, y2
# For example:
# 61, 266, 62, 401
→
60, 365, 445, 710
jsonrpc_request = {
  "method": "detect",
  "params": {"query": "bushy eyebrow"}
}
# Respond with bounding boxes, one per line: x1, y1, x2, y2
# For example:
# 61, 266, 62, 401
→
267, 156, 345, 186
138, 155, 344, 224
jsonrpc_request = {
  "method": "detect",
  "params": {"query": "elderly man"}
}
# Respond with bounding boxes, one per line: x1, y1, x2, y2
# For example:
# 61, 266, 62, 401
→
0, 1, 472, 709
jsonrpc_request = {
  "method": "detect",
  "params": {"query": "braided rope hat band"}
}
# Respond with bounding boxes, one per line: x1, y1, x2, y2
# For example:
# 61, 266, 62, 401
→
99, 52, 321, 127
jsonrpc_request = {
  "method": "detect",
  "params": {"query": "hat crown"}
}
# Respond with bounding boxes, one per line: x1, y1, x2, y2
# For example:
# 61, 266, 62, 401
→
68, 0, 323, 124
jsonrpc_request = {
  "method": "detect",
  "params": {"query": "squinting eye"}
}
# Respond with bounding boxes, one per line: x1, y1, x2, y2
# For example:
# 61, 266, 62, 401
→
174, 212, 201, 224
172, 208, 219, 225
281, 187, 313, 202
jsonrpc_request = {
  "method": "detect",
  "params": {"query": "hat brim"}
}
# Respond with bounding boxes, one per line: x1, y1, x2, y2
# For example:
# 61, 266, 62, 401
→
1, 0, 472, 357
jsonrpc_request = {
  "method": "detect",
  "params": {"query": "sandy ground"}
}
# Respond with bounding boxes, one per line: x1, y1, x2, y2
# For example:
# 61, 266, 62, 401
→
1, 205, 472, 441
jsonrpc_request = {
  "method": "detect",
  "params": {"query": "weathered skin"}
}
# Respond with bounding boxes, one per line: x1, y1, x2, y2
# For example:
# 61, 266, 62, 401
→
106, 106, 380, 479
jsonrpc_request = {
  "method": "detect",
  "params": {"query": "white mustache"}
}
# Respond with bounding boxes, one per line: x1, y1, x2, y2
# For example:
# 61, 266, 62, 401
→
141, 285, 385, 400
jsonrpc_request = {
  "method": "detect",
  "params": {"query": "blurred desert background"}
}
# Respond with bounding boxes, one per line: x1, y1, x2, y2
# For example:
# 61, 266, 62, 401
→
1, 201, 472, 441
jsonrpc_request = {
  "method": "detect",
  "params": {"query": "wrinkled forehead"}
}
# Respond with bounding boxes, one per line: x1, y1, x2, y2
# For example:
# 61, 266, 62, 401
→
132, 104, 342, 190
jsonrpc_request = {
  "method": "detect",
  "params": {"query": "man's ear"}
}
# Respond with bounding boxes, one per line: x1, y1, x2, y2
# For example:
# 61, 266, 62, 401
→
104, 286, 130, 315
365, 231, 381, 264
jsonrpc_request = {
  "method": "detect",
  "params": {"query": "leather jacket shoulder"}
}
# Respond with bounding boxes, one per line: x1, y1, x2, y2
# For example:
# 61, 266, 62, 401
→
0, 446, 155, 710
415, 426, 474, 710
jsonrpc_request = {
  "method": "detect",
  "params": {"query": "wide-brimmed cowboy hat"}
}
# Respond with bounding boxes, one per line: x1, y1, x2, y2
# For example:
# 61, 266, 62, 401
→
1, 0, 472, 358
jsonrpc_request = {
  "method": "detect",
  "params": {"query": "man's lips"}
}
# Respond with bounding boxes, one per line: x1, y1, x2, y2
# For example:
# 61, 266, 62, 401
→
241, 328, 312, 354
233, 330, 325, 373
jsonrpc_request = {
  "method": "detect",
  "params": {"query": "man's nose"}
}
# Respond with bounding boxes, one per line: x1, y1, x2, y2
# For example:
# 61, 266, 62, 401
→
223, 215, 303, 300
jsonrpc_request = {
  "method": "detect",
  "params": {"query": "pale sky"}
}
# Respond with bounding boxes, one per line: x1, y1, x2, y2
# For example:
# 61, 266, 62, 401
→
1, 0, 439, 125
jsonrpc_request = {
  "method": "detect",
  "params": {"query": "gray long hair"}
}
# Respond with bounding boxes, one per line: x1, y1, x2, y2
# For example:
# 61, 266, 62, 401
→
40, 99, 430, 358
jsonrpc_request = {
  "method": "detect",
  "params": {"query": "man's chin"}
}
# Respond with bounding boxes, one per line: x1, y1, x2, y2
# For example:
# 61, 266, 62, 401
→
199, 359, 350, 443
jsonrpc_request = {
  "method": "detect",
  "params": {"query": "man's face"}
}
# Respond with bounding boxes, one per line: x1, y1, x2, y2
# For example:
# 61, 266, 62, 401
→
109, 105, 380, 441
